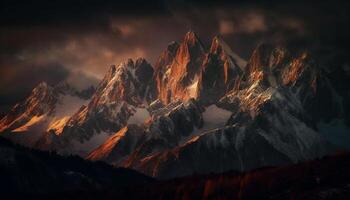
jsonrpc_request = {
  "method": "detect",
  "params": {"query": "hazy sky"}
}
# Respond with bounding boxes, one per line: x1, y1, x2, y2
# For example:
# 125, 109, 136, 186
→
1, 0, 350, 112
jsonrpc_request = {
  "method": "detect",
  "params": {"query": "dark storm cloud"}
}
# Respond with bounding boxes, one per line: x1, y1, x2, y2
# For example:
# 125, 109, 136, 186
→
0, 62, 69, 105
0, 0, 350, 112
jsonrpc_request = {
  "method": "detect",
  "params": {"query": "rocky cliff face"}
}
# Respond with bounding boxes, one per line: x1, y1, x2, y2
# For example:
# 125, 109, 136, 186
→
37, 58, 155, 156
0, 82, 92, 147
136, 85, 329, 178
155, 32, 247, 105
198, 36, 246, 104
242, 44, 341, 123
156, 31, 205, 104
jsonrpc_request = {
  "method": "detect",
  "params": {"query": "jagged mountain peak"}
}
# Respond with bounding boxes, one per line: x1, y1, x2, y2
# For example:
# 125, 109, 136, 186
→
41, 58, 156, 155
35, 81, 50, 89
155, 31, 206, 104
210, 35, 225, 53
246, 43, 295, 71
31, 81, 53, 96
109, 58, 153, 75
197, 36, 247, 104
209, 35, 247, 70
210, 35, 232, 53
95, 64, 118, 94
93, 60, 142, 105
154, 42, 179, 71
179, 30, 205, 56
246, 43, 274, 71
244, 43, 318, 87
135, 57, 147, 66
98, 58, 152, 88
183, 30, 201, 45
244, 43, 295, 86
108, 64, 117, 74
133, 57, 153, 73
154, 32, 250, 105
0, 80, 91, 145
167, 41, 179, 51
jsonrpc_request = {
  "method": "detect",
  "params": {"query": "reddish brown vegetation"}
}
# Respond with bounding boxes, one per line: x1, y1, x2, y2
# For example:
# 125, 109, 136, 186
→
104, 151, 350, 200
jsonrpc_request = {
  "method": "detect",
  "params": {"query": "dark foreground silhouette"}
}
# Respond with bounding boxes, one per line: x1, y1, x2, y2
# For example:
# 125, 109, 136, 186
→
1, 136, 350, 200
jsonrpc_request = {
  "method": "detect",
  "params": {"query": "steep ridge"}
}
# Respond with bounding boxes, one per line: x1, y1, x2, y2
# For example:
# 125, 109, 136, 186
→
155, 32, 247, 105
36, 58, 155, 156
0, 82, 92, 147
87, 125, 146, 165
246, 44, 342, 122
198, 35, 246, 104
154, 41, 179, 100
156, 31, 205, 104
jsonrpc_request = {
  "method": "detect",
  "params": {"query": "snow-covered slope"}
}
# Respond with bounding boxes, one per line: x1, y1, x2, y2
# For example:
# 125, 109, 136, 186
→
124, 85, 330, 179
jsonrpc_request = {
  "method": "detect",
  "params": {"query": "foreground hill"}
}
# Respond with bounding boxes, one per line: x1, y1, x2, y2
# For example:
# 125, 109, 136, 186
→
0, 137, 153, 196
119, 151, 350, 200
17, 150, 350, 200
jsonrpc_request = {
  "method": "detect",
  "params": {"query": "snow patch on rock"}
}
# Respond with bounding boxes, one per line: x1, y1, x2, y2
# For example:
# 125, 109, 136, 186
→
187, 76, 199, 98
128, 107, 150, 124
68, 131, 112, 156
202, 105, 232, 131
55, 95, 89, 118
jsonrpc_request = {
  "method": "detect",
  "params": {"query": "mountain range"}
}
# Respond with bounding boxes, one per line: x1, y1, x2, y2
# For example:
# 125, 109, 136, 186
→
0, 31, 349, 179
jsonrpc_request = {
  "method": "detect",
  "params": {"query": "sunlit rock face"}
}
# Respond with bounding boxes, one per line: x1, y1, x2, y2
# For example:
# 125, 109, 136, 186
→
123, 44, 337, 178
86, 125, 146, 165
155, 32, 247, 106
37, 58, 156, 156
243, 44, 340, 122
154, 41, 179, 100
87, 98, 205, 169
0, 82, 55, 133
96, 42, 338, 179
89, 58, 155, 108
0, 82, 92, 147
156, 31, 205, 104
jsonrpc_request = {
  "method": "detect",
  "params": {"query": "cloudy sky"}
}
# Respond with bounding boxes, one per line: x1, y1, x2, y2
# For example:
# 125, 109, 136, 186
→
1, 0, 350, 113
